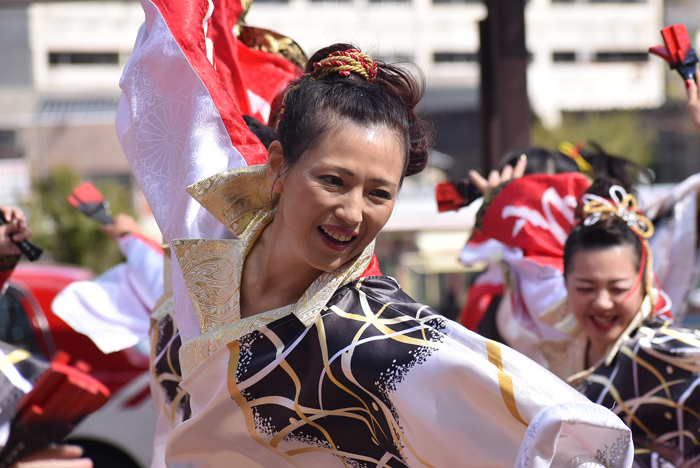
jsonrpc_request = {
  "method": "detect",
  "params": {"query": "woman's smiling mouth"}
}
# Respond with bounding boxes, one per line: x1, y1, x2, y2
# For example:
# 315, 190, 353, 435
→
589, 315, 618, 331
318, 226, 357, 251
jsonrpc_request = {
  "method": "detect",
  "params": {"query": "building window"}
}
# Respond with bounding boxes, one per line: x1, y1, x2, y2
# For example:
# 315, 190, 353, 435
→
552, 0, 646, 3
0, 130, 21, 159
375, 52, 414, 63
434, 52, 477, 63
553, 52, 576, 63
433, 0, 480, 4
368, 0, 411, 4
595, 52, 648, 63
48, 52, 119, 66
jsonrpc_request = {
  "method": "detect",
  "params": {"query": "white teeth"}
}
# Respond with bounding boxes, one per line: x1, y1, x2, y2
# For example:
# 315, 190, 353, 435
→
321, 227, 353, 242
591, 316, 616, 326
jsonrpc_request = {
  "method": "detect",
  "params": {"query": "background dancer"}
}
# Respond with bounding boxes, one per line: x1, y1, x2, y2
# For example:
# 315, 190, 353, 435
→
466, 171, 700, 467
0, 207, 33, 294
0, 206, 93, 468
565, 184, 700, 468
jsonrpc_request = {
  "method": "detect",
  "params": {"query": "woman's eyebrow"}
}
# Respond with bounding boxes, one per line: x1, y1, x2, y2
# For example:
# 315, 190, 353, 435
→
330, 165, 397, 188
331, 165, 355, 177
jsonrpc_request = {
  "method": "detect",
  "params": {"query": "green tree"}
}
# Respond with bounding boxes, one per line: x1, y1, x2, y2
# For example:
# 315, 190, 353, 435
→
532, 111, 657, 168
26, 167, 134, 273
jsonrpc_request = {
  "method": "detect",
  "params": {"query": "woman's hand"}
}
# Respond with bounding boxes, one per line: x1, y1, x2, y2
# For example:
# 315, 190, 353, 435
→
0, 206, 31, 257
11, 445, 92, 468
686, 79, 700, 132
100, 214, 142, 243
468, 155, 527, 196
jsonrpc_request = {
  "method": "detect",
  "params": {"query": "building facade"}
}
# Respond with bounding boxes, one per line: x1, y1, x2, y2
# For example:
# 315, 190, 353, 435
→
0, 0, 669, 203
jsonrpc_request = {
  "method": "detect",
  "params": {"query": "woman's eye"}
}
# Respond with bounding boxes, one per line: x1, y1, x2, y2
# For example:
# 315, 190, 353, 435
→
611, 288, 628, 295
322, 176, 343, 186
371, 190, 392, 200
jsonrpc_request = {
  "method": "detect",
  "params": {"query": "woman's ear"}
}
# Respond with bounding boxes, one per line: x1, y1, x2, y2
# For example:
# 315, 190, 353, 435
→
267, 141, 285, 194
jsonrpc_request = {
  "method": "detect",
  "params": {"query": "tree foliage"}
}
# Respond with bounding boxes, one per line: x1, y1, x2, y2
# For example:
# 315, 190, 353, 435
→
532, 111, 657, 169
26, 167, 134, 273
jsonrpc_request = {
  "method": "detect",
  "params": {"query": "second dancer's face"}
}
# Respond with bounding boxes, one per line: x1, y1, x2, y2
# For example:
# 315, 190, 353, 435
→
268, 122, 404, 273
565, 245, 644, 355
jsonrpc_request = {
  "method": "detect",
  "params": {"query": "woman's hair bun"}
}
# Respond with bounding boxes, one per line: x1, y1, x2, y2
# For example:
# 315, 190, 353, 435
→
278, 43, 433, 179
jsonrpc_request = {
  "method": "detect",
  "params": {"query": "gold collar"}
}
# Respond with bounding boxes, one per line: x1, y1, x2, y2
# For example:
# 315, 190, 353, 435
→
173, 165, 374, 377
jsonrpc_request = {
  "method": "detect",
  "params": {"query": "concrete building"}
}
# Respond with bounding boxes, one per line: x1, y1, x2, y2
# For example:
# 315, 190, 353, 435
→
0, 0, 667, 191
246, 0, 665, 126
0, 1, 142, 205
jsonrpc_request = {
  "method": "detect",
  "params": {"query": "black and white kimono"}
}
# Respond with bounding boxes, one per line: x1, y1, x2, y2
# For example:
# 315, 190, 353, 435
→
574, 317, 700, 468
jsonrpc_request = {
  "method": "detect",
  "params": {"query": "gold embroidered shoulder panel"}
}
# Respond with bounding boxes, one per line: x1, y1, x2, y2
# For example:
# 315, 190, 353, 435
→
186, 165, 278, 238
172, 209, 274, 335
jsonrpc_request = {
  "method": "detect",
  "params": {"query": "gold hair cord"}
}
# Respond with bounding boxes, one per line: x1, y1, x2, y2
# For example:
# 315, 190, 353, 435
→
277, 49, 378, 126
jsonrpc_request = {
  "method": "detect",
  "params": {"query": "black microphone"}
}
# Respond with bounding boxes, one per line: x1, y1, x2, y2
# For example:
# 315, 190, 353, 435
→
0, 213, 42, 262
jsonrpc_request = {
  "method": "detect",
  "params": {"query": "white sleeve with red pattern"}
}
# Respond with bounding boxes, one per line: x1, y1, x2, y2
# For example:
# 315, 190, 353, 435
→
51, 234, 164, 354
116, 0, 253, 341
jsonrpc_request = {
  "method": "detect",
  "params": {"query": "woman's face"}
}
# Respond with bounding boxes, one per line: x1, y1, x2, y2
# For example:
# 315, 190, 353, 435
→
268, 122, 404, 272
565, 245, 644, 351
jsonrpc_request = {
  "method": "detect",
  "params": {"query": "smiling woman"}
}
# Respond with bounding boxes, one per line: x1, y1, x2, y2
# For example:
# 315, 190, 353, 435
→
564, 216, 646, 367
467, 171, 700, 468
559, 183, 700, 468
117, 1, 637, 466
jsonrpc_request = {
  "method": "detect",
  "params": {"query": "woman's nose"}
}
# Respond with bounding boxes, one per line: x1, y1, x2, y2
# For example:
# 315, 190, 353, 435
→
592, 290, 614, 311
335, 190, 363, 226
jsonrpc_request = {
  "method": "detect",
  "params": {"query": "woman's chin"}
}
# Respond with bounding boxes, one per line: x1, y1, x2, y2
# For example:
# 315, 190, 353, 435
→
305, 251, 354, 273
307, 239, 367, 271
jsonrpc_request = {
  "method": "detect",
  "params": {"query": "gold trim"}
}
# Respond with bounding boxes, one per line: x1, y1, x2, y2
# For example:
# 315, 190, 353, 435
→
0, 349, 29, 370
585, 373, 655, 437
175, 205, 374, 377
486, 340, 527, 426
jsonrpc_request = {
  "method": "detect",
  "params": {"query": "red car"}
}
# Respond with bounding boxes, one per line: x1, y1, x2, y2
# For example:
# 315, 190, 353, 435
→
3, 263, 156, 468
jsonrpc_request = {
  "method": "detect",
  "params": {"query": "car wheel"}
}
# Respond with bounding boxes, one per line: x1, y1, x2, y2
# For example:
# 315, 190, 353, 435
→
69, 439, 142, 468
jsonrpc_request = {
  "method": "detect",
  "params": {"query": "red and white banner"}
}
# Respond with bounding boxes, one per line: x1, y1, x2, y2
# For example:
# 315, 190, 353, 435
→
460, 174, 590, 347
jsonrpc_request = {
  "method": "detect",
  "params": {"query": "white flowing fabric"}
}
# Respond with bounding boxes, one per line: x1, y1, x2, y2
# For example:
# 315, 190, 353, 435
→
117, 1, 635, 467
116, 0, 244, 342
460, 237, 572, 366
52, 233, 164, 353
645, 172, 700, 320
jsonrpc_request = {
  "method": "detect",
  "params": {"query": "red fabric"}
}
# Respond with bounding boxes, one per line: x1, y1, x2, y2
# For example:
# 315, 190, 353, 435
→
359, 255, 382, 278
0, 270, 11, 293
459, 283, 504, 332
151, 0, 300, 166
479, 173, 590, 272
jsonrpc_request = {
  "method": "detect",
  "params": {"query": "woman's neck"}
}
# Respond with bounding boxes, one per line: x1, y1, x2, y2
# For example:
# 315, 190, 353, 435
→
239, 217, 323, 319
586, 340, 609, 369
